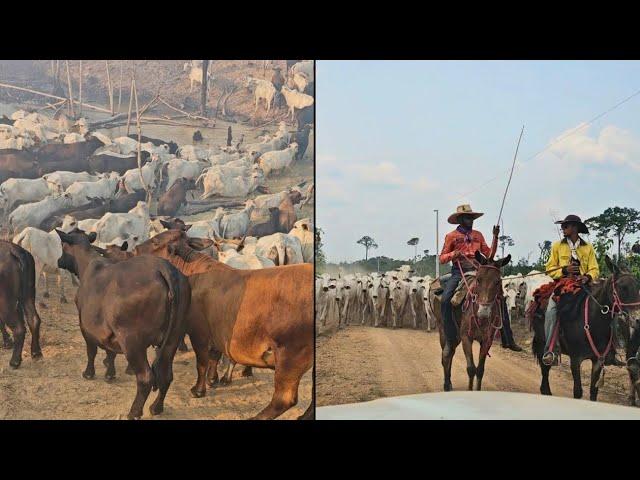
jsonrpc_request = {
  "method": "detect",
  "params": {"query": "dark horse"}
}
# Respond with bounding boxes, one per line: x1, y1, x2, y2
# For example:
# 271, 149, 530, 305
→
431, 251, 511, 391
531, 256, 640, 402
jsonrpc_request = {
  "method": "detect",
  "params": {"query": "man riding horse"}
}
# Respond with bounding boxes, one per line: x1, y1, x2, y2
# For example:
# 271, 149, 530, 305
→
439, 204, 522, 352
541, 214, 624, 367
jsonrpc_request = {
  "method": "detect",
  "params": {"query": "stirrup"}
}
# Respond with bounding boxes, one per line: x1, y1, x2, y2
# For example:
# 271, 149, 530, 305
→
542, 351, 557, 366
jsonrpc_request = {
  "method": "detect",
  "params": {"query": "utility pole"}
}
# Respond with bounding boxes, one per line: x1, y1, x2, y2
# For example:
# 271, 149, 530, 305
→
434, 209, 440, 278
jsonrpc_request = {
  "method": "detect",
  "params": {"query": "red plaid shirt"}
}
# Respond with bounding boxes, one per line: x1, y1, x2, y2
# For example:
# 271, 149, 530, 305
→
439, 228, 491, 265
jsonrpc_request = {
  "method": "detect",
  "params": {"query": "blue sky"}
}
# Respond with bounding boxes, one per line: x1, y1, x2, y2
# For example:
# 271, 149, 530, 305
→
317, 60, 640, 263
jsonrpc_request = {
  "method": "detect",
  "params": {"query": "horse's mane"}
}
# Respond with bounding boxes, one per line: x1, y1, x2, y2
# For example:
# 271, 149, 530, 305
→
167, 243, 232, 276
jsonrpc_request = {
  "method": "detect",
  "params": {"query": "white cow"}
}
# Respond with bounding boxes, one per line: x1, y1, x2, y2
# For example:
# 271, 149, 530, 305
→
65, 173, 120, 207
199, 167, 265, 199
9, 193, 73, 234
43, 171, 106, 194
289, 218, 313, 263
290, 60, 314, 79
165, 158, 207, 190
12, 227, 73, 304
92, 201, 150, 249
257, 143, 299, 176
185, 209, 225, 239
217, 249, 275, 269
0, 178, 51, 214
219, 200, 256, 239
388, 277, 417, 329
280, 86, 314, 121
244, 76, 277, 113
121, 157, 163, 193
254, 232, 304, 266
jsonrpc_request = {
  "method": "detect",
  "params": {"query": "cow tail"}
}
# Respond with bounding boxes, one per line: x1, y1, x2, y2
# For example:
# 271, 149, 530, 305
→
151, 267, 179, 391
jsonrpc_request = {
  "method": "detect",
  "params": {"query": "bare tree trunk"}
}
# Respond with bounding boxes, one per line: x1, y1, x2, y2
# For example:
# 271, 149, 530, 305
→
105, 60, 114, 115
126, 79, 134, 136
65, 60, 74, 118
201, 60, 209, 117
78, 60, 83, 117
118, 61, 124, 113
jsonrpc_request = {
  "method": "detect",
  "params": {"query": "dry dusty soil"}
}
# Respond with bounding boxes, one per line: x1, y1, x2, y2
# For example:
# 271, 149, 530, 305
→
0, 273, 312, 420
316, 324, 633, 409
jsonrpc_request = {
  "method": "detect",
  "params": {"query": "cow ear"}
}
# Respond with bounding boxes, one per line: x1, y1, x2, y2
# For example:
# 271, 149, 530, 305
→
120, 241, 128, 251
475, 250, 487, 265
88, 232, 97, 244
499, 254, 512, 267
55, 229, 69, 243
160, 219, 171, 229
183, 224, 192, 232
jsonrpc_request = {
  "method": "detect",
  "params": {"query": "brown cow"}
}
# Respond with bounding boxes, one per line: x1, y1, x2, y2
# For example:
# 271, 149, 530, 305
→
88, 151, 151, 175
0, 240, 42, 368
0, 149, 40, 181
56, 229, 191, 419
35, 134, 104, 164
157, 178, 195, 217
247, 207, 280, 238
134, 230, 313, 420
277, 191, 302, 233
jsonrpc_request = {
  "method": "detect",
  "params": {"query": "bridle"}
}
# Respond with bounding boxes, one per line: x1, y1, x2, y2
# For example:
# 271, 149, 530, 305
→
457, 260, 504, 356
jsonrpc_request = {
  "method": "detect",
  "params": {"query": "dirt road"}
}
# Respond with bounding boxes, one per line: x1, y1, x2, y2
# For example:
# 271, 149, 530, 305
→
0, 275, 312, 420
316, 325, 632, 408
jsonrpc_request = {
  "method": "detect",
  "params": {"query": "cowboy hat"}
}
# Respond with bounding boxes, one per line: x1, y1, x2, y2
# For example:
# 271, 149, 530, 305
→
554, 214, 589, 234
447, 204, 484, 224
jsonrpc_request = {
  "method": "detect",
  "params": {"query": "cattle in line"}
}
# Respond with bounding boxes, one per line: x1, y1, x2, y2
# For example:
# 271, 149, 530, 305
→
0, 240, 42, 368
133, 229, 313, 420
56, 229, 191, 420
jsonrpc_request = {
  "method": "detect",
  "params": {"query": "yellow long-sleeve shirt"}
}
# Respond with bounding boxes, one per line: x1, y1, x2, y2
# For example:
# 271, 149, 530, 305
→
545, 237, 599, 280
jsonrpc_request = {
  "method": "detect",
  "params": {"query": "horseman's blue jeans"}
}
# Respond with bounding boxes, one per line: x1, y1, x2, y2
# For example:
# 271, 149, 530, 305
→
440, 269, 462, 343
543, 297, 557, 352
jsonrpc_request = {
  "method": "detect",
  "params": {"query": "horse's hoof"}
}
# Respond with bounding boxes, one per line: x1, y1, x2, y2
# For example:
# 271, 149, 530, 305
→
9, 359, 21, 369
127, 413, 142, 420
241, 368, 253, 378
149, 404, 163, 416
190, 386, 206, 398
219, 378, 231, 386
207, 378, 219, 387
31, 351, 43, 360
104, 373, 116, 382
444, 383, 452, 392
82, 371, 95, 380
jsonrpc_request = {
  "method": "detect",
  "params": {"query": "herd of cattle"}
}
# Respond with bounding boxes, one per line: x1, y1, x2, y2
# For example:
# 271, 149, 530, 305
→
316, 265, 555, 335
0, 72, 315, 419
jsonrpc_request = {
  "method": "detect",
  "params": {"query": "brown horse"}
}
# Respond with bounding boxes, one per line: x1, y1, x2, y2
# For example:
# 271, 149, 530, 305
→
431, 251, 511, 391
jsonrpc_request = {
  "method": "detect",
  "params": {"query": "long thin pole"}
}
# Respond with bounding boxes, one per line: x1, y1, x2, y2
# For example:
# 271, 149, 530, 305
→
105, 60, 114, 115
496, 125, 525, 226
65, 60, 74, 118
78, 60, 83, 117
434, 209, 439, 278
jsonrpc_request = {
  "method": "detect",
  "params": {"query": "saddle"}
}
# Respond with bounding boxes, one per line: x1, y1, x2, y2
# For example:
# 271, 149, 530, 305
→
526, 277, 584, 327
431, 271, 477, 308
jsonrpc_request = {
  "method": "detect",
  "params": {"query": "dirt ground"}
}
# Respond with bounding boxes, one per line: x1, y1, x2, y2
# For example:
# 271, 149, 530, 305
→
316, 323, 633, 408
0, 272, 312, 420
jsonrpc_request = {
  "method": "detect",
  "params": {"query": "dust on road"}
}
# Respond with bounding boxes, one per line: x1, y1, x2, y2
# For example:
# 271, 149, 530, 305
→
316, 325, 631, 408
